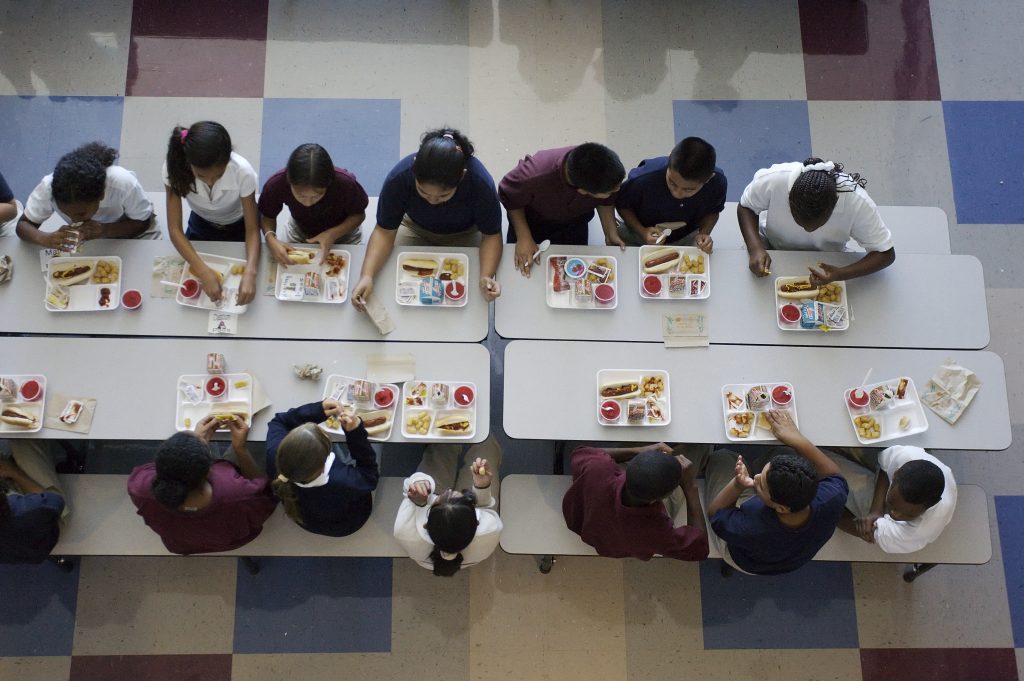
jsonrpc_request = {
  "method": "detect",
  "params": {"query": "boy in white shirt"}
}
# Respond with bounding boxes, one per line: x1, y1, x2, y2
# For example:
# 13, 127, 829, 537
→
737, 158, 895, 286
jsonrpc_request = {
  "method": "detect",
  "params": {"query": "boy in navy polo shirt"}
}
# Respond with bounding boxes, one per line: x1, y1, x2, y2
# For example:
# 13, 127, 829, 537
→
615, 137, 726, 251
705, 411, 848, 575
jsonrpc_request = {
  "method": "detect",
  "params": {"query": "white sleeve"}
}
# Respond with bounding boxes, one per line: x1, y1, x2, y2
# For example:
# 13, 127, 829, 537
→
738, 167, 774, 213
462, 509, 503, 564
119, 171, 155, 221
236, 156, 258, 197
22, 178, 55, 225
872, 514, 937, 554
848, 190, 893, 252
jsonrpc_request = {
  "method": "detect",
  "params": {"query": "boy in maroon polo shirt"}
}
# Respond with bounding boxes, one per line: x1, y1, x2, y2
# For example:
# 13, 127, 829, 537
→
562, 443, 709, 561
499, 143, 626, 276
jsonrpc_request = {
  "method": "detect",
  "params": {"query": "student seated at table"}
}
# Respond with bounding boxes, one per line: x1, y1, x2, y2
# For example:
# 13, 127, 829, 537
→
0, 451, 65, 564
737, 158, 895, 285
832, 445, 956, 554
0, 169, 18, 235
500, 142, 626, 277
127, 415, 276, 555
266, 400, 379, 537
351, 128, 503, 310
394, 436, 503, 575
164, 121, 260, 305
615, 137, 727, 252
706, 411, 848, 575
562, 442, 709, 561
259, 143, 368, 262
16, 142, 157, 248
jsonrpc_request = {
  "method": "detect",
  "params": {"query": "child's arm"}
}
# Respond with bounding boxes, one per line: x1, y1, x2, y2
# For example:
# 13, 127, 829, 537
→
617, 207, 657, 244
693, 212, 719, 254
508, 207, 538, 277
706, 454, 754, 516
305, 211, 365, 264
478, 231, 502, 301
597, 205, 625, 249
351, 225, 397, 311
165, 189, 225, 302
237, 193, 261, 304
738, 204, 771, 276
765, 411, 841, 479
808, 248, 895, 286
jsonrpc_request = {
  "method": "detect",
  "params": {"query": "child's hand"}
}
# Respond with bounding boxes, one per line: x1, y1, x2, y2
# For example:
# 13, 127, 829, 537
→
351, 275, 374, 312
695, 232, 714, 254
322, 399, 340, 415
808, 262, 839, 287
640, 442, 673, 455
766, 410, 801, 444
471, 458, 492, 488
407, 480, 431, 506
748, 248, 772, 277
733, 455, 755, 489
194, 414, 219, 442
340, 413, 361, 432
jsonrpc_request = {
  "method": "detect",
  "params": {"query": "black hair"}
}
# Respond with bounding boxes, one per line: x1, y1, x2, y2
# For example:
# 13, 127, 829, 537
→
424, 490, 479, 577
151, 432, 215, 509
51, 142, 118, 204
624, 451, 682, 504
765, 454, 818, 512
788, 157, 868, 226
412, 128, 474, 189
165, 121, 233, 197
893, 459, 945, 508
285, 143, 336, 189
565, 143, 625, 194
668, 137, 717, 182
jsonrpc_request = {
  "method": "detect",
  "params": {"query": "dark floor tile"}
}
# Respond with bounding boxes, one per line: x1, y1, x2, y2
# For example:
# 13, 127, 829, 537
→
70, 654, 232, 681
860, 648, 1019, 681
996, 496, 1024, 647
131, 0, 268, 40
0, 562, 79, 656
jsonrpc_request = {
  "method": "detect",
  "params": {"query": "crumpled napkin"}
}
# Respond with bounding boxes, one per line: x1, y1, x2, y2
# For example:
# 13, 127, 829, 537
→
0, 255, 12, 284
921, 358, 982, 424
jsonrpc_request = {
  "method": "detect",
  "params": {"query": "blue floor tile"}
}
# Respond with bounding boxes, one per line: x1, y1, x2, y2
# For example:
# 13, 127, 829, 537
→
995, 495, 1024, 647
699, 559, 858, 649
233, 556, 392, 654
0, 562, 79, 656
0, 96, 125, 201
943, 101, 1024, 224
673, 100, 812, 202
259, 98, 400, 197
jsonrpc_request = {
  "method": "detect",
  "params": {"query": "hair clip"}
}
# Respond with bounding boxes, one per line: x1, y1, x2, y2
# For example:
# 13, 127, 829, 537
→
180, 129, 189, 142
442, 133, 454, 140
800, 161, 834, 174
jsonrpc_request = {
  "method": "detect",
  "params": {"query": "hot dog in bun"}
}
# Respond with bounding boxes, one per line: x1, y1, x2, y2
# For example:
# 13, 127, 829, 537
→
599, 381, 641, 400
357, 409, 392, 436
777, 279, 820, 299
435, 413, 472, 434
50, 261, 95, 286
642, 248, 682, 274
285, 248, 316, 265
401, 259, 438, 277
1, 405, 38, 429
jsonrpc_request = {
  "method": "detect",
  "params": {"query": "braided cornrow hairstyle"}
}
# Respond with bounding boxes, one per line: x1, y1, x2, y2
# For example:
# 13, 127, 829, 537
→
788, 157, 868, 227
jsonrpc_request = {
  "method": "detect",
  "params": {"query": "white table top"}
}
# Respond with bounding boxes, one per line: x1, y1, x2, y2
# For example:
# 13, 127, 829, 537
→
494, 247, 990, 349
0, 238, 489, 342
502, 340, 1009, 450
1, 336, 490, 443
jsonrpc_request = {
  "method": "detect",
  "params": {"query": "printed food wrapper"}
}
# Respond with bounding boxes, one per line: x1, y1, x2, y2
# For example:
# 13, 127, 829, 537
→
43, 393, 98, 434
921, 358, 982, 424
0, 255, 12, 284
152, 255, 185, 298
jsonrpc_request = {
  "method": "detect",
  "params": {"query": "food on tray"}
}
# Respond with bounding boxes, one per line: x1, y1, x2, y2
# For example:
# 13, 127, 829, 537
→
642, 275, 662, 296
668, 274, 686, 295
600, 381, 641, 399
771, 385, 792, 407
855, 415, 881, 439
181, 278, 201, 298
324, 414, 341, 430
645, 397, 665, 422
574, 278, 593, 302
551, 256, 569, 292
50, 261, 94, 286
1, 405, 38, 429
816, 282, 842, 304
626, 400, 645, 425
778, 279, 818, 299
207, 353, 225, 374
210, 408, 249, 422
419, 277, 443, 304
600, 399, 621, 421
92, 259, 120, 284
848, 388, 870, 409
122, 289, 143, 309
286, 247, 316, 264
800, 302, 823, 329
233, 380, 249, 389
436, 413, 472, 434
593, 283, 615, 304
746, 385, 770, 410
46, 285, 70, 310
19, 379, 42, 401
779, 303, 800, 323
405, 382, 427, 406
230, 264, 246, 275
592, 257, 615, 282
454, 385, 475, 407
406, 411, 432, 435
59, 400, 84, 425
896, 377, 909, 399
564, 258, 587, 278
725, 391, 744, 410
899, 415, 911, 430
98, 287, 112, 308
445, 281, 466, 301
821, 303, 847, 328
756, 411, 773, 433
439, 257, 464, 281
641, 375, 665, 398
184, 417, 192, 429
688, 276, 706, 297
358, 409, 392, 436
729, 412, 753, 438
869, 385, 895, 410
402, 258, 438, 277
0, 378, 17, 400
374, 386, 395, 408
585, 263, 612, 283
679, 253, 705, 275
205, 377, 227, 398
350, 380, 372, 402
303, 272, 322, 297
325, 252, 346, 277
643, 247, 681, 274
430, 383, 450, 405
181, 383, 203, 404
397, 283, 418, 303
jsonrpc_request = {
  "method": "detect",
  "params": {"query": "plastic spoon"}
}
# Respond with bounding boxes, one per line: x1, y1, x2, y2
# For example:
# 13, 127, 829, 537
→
655, 228, 673, 245
532, 239, 551, 263
160, 280, 186, 289
859, 368, 874, 390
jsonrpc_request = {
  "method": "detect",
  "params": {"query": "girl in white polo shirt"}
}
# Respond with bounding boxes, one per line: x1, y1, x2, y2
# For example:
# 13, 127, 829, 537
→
738, 158, 896, 286
164, 121, 260, 304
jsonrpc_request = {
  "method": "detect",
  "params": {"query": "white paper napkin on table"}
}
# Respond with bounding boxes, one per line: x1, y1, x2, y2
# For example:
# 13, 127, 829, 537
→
367, 353, 416, 384
43, 392, 98, 434
921, 358, 982, 424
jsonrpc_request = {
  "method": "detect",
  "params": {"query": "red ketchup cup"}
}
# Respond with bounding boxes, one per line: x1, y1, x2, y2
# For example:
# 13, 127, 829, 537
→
594, 283, 615, 304
779, 303, 801, 324
122, 289, 143, 310
454, 385, 475, 407
205, 376, 227, 399
19, 379, 42, 401
848, 388, 870, 409
181, 279, 201, 298
374, 386, 395, 409
600, 399, 621, 422
771, 385, 793, 407
643, 275, 662, 296
445, 281, 466, 301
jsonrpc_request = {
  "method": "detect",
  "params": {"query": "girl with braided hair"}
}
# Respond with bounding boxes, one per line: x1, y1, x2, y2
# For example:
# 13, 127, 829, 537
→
737, 158, 895, 285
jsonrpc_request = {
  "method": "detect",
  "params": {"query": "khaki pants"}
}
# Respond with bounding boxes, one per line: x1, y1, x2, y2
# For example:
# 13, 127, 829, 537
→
662, 443, 714, 525
416, 434, 502, 504
824, 449, 878, 518
6, 440, 70, 519
394, 215, 481, 248
703, 448, 763, 574
287, 219, 362, 246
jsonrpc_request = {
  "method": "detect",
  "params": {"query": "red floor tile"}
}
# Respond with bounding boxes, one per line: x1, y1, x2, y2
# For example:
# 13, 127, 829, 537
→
799, 0, 941, 100
70, 654, 232, 681
131, 0, 268, 40
860, 648, 1019, 681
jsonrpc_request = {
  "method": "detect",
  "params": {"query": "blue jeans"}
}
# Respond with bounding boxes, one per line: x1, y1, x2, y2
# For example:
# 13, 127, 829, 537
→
186, 212, 247, 241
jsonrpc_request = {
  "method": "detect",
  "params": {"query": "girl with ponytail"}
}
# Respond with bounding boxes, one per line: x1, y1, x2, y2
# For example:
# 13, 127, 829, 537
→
737, 157, 895, 285
266, 400, 379, 537
164, 121, 261, 305
394, 436, 503, 575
